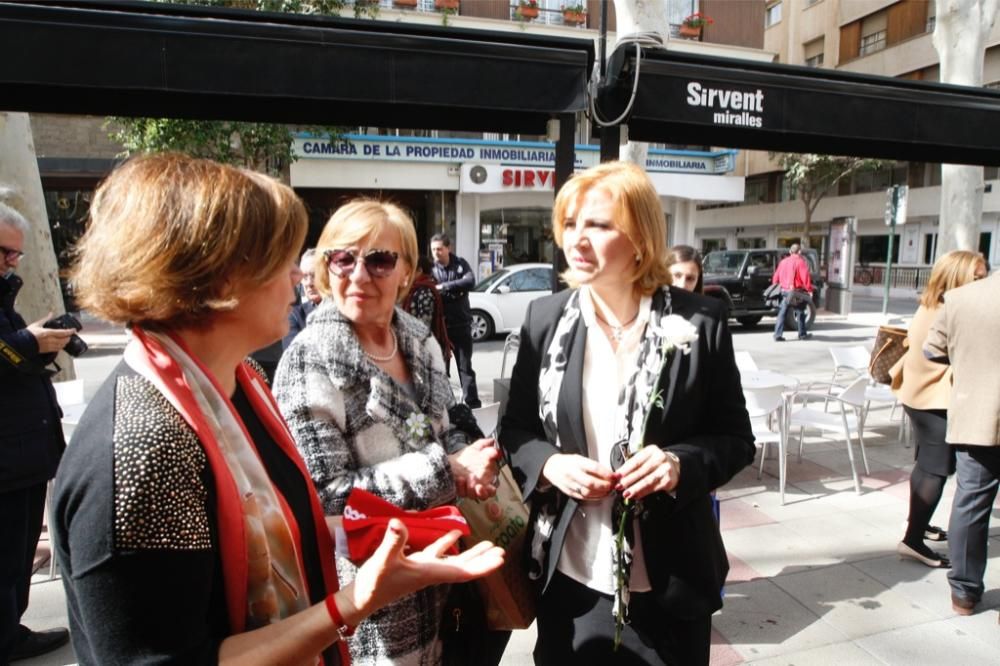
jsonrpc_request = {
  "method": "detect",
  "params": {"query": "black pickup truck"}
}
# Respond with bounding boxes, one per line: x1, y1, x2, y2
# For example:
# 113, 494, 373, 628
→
702, 248, 824, 329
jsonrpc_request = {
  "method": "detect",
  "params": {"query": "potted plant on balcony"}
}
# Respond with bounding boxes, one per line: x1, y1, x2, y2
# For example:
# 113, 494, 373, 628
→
680, 12, 713, 38
516, 0, 540, 20
435, 0, 460, 9
562, 3, 586, 25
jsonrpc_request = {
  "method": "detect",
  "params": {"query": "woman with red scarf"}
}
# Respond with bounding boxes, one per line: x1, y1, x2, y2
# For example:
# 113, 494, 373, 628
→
53, 153, 502, 665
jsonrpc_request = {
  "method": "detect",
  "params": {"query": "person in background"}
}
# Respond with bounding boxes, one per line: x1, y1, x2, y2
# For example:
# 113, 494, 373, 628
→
283, 248, 321, 349
403, 255, 452, 367
923, 264, 999, 616
0, 202, 72, 663
430, 233, 481, 408
56, 154, 503, 665
500, 162, 754, 665
667, 244, 704, 294
891, 250, 987, 569
771, 244, 813, 342
275, 201, 499, 665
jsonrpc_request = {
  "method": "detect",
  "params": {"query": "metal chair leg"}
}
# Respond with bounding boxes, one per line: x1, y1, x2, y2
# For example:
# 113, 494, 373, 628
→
840, 411, 862, 494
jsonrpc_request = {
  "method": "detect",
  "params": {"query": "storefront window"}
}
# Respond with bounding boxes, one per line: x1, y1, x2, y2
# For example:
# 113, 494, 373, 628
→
478, 208, 554, 280
701, 238, 726, 253
737, 237, 767, 249
858, 234, 900, 264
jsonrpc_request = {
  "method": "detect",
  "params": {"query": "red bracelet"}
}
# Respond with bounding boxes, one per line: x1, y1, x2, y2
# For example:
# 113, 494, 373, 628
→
325, 593, 356, 639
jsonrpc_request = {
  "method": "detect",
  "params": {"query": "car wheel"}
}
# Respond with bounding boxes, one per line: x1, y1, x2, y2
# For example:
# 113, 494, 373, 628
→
470, 310, 494, 342
737, 315, 763, 328
785, 301, 817, 331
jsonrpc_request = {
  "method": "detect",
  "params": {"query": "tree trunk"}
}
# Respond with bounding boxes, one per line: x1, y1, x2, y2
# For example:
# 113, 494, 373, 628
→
0, 112, 76, 380
612, 0, 670, 166
932, 0, 998, 257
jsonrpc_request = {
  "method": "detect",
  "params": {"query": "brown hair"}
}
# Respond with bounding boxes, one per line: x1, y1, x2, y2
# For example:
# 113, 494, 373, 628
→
72, 153, 307, 328
919, 250, 986, 308
551, 161, 671, 296
314, 199, 419, 303
667, 244, 704, 293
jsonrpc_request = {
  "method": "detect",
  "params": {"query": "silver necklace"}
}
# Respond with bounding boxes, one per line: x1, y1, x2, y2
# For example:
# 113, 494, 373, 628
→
594, 309, 639, 342
363, 330, 398, 363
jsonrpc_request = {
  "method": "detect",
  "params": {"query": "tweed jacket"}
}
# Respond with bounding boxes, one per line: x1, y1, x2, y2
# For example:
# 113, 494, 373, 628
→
924, 272, 1000, 446
500, 286, 755, 620
891, 305, 952, 411
274, 300, 475, 666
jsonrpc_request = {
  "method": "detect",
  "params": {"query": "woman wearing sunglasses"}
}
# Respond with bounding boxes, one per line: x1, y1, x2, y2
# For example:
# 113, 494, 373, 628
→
53, 154, 503, 666
500, 162, 754, 665
274, 200, 500, 665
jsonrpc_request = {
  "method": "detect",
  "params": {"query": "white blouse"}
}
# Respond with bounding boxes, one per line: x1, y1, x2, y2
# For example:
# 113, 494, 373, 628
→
556, 286, 652, 595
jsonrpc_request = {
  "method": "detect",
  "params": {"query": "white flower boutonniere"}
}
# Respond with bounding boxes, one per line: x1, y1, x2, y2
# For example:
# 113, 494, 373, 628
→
653, 314, 699, 356
403, 412, 432, 448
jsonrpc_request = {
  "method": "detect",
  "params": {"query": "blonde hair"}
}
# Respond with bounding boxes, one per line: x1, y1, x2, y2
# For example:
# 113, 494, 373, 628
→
314, 199, 418, 303
72, 153, 307, 328
551, 161, 671, 296
920, 250, 986, 308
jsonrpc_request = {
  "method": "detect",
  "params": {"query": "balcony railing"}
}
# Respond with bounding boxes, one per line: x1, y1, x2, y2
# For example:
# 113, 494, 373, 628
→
853, 264, 932, 290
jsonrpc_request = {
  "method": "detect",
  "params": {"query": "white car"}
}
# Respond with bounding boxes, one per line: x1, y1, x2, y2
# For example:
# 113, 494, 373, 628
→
468, 263, 553, 341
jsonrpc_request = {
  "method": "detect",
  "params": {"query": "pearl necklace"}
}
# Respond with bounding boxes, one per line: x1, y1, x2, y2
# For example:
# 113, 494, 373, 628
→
594, 309, 639, 342
362, 330, 398, 363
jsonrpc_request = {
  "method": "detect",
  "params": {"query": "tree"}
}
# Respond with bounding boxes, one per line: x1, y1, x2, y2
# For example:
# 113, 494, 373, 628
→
772, 153, 888, 249
0, 113, 76, 380
932, 0, 998, 257
108, 0, 360, 175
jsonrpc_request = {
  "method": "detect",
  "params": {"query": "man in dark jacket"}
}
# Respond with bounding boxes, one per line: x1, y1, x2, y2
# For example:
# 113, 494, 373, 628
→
282, 248, 321, 350
430, 233, 481, 408
0, 203, 72, 662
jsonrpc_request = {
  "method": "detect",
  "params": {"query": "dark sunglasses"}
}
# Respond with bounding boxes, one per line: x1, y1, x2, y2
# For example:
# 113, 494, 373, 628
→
1, 246, 25, 261
324, 248, 399, 278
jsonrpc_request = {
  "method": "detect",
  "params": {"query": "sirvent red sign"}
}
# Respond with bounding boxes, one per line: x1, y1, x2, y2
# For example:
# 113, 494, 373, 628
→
501, 168, 555, 188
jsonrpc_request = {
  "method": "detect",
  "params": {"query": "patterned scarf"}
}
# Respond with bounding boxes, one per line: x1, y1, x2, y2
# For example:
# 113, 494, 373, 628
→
124, 328, 348, 664
532, 286, 676, 616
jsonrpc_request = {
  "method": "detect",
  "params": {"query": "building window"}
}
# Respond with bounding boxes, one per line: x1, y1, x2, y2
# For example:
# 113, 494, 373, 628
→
701, 238, 727, 253
926, 3, 936, 32
765, 2, 781, 27
803, 38, 824, 68
859, 12, 888, 56
738, 237, 768, 250
779, 175, 797, 202
859, 235, 900, 264
985, 166, 999, 180
744, 178, 768, 204
860, 30, 886, 55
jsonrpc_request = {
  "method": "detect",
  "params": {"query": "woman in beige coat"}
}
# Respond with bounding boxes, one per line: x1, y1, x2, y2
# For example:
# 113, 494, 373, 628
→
892, 250, 987, 567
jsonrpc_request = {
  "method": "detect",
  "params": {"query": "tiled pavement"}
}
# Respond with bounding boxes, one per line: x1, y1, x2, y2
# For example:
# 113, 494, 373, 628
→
22, 296, 1000, 665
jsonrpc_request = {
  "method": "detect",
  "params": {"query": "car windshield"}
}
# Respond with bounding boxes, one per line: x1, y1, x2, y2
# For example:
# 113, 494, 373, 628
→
473, 268, 509, 292
703, 251, 747, 275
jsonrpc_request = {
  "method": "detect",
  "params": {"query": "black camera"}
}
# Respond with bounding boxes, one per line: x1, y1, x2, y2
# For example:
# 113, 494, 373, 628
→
43, 313, 89, 357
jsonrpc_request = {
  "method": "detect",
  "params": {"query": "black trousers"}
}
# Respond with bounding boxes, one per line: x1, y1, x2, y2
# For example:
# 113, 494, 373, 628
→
534, 571, 712, 666
447, 324, 480, 408
0, 483, 47, 662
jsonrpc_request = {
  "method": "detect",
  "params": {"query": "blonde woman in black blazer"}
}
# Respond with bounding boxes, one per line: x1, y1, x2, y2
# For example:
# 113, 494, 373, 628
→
500, 162, 754, 666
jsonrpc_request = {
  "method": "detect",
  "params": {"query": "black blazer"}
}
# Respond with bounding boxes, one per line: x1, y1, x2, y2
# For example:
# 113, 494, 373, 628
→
499, 286, 755, 619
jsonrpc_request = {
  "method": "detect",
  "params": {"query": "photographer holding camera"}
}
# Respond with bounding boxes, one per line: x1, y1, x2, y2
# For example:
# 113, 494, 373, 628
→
0, 202, 72, 662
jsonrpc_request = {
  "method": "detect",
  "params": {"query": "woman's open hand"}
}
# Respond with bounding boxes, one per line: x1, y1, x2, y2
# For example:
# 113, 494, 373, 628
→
346, 519, 504, 623
541, 453, 617, 501
616, 446, 680, 501
448, 438, 500, 500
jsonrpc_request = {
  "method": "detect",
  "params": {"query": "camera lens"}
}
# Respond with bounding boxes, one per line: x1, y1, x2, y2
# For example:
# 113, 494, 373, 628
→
64, 334, 88, 357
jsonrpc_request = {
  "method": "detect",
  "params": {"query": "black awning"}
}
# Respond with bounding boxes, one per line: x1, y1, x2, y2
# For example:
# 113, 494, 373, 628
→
0, 0, 593, 135
597, 46, 1000, 166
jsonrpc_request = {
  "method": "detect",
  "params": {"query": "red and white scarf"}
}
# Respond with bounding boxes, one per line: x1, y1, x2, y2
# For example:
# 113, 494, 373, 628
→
124, 327, 349, 665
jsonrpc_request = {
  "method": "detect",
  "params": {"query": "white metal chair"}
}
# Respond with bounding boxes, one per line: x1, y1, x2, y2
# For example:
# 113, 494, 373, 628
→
744, 384, 788, 503
734, 351, 759, 373
471, 401, 501, 437
788, 376, 871, 495
829, 346, 871, 385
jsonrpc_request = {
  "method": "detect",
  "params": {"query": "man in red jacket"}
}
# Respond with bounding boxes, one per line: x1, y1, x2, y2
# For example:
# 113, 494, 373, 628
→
771, 244, 814, 341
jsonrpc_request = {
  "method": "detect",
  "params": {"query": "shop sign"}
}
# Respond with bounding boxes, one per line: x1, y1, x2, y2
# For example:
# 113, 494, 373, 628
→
295, 134, 735, 175
686, 82, 765, 129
